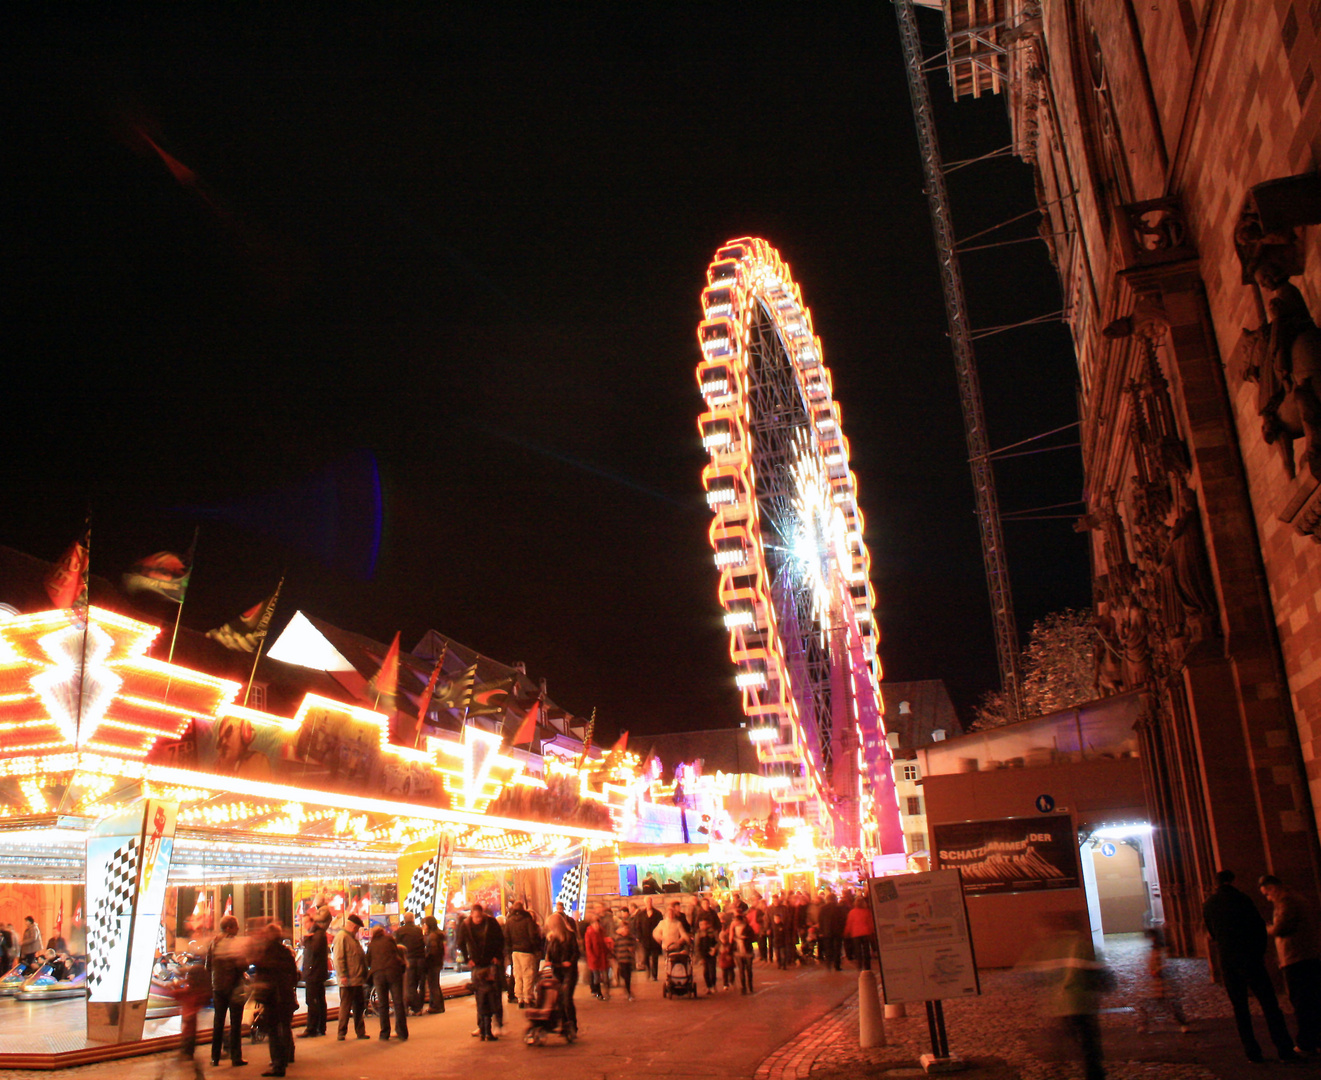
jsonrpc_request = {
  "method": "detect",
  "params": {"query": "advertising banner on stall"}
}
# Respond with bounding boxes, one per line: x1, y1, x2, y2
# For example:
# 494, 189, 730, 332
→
868, 869, 979, 1005
931, 815, 1079, 895
398, 829, 456, 918
85, 798, 178, 1043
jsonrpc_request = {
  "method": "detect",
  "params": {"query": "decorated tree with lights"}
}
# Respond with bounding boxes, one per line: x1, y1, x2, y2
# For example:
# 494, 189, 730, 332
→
970, 608, 1096, 730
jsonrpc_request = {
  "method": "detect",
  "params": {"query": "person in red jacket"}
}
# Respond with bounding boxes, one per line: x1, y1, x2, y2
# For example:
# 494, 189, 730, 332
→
843, 895, 875, 971
585, 914, 610, 1000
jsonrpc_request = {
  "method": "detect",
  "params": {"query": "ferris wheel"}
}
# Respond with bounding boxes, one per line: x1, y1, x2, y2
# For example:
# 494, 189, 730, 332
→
695, 238, 903, 854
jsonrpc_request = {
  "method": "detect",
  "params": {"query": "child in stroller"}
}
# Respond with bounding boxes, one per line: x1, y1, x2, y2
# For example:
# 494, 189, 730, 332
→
662, 943, 697, 999
524, 962, 576, 1045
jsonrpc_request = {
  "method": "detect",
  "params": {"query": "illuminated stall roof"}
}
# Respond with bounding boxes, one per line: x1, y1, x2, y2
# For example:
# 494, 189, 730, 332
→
0, 608, 614, 881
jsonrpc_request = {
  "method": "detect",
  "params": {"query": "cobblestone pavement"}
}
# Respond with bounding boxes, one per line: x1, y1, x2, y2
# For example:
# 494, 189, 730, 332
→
761, 935, 1311, 1080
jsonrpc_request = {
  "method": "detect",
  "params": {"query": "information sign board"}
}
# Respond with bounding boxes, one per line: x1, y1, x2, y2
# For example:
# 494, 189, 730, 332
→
868, 869, 979, 1005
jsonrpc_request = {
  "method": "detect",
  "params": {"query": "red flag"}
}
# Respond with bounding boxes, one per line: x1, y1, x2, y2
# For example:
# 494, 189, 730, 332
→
371, 632, 400, 706
510, 699, 541, 746
55, 898, 63, 937
413, 646, 448, 745
45, 535, 89, 609
224, 894, 233, 916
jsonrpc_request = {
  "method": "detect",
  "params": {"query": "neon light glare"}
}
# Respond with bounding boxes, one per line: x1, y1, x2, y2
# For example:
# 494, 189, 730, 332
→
30, 623, 122, 748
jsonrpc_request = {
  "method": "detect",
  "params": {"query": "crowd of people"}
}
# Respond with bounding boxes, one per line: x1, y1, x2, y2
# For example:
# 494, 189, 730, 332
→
176, 884, 873, 1073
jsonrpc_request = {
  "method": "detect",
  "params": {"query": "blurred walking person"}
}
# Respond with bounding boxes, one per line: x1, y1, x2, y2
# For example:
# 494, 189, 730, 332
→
544, 913, 580, 1030
843, 895, 875, 971
585, 913, 610, 1000
207, 916, 248, 1067
254, 922, 298, 1077
731, 910, 755, 994
614, 910, 637, 1001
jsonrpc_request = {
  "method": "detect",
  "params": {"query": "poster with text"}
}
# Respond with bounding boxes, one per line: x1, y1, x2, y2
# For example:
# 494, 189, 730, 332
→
868, 869, 979, 1004
931, 815, 1079, 894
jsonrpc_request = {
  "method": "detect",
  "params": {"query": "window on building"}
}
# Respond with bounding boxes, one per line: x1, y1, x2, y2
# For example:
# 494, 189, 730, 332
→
898, 700, 911, 714
908, 832, 927, 852
906, 795, 923, 816
901, 764, 919, 782
248, 683, 267, 710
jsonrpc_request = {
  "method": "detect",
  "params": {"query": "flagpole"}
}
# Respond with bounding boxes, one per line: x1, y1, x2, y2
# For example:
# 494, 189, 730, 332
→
57, 516, 92, 819
243, 576, 283, 708
165, 526, 199, 667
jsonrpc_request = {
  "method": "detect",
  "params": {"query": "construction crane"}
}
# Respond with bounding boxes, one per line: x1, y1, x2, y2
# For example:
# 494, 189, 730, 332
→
893, 0, 1022, 720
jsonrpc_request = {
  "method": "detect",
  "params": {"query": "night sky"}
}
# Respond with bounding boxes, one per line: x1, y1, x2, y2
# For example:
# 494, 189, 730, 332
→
4, 6, 1090, 737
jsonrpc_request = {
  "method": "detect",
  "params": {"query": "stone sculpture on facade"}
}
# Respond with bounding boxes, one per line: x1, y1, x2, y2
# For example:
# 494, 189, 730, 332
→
1235, 174, 1321, 483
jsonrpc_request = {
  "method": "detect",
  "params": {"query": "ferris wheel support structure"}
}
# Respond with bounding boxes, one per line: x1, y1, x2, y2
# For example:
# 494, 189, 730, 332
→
696, 238, 905, 856
894, 0, 1023, 719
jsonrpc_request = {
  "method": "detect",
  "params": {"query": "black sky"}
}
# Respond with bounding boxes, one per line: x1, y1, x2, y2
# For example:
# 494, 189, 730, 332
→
3, 5, 1090, 736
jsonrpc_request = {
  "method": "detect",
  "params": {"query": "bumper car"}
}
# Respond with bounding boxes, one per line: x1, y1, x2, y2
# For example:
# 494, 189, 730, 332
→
16, 955, 87, 1000
0, 958, 41, 996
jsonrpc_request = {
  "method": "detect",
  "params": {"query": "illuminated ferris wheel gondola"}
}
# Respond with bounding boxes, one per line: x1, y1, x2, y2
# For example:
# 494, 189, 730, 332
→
695, 238, 903, 853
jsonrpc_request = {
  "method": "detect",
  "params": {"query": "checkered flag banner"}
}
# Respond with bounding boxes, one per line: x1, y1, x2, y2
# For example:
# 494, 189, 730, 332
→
403, 855, 438, 916
555, 861, 584, 915
86, 837, 138, 992
155, 920, 167, 956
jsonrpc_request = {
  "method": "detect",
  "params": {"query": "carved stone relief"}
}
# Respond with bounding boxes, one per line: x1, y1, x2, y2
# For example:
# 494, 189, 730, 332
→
1234, 172, 1321, 538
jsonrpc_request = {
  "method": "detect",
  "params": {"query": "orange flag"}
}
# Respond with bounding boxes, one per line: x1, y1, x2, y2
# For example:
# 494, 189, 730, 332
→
371, 632, 400, 707
510, 699, 541, 746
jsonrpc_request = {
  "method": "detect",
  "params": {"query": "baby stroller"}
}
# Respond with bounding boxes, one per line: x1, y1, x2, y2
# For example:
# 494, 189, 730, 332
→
524, 962, 576, 1045
662, 944, 697, 999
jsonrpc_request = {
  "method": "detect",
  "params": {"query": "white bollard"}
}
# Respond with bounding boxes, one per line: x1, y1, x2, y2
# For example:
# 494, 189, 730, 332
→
858, 969, 886, 1048
885, 1001, 907, 1020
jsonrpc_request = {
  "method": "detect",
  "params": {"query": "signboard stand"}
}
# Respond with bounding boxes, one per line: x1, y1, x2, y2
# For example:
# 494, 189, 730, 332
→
868, 869, 977, 1074
921, 1000, 964, 1073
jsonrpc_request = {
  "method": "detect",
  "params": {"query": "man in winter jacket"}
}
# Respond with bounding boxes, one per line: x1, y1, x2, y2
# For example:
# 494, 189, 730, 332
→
332, 914, 369, 1041
504, 901, 542, 1007
367, 925, 408, 1041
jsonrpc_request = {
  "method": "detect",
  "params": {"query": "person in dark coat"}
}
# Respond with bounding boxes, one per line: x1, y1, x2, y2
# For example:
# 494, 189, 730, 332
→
299, 916, 328, 1038
504, 901, 542, 1007
423, 914, 446, 1013
818, 892, 843, 971
207, 915, 248, 1067
367, 925, 408, 1041
458, 904, 506, 1040
254, 923, 298, 1077
1203, 869, 1297, 1061
393, 911, 427, 1015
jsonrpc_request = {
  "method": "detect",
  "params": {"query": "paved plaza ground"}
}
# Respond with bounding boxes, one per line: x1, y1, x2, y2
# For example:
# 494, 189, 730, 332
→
3, 934, 1314, 1080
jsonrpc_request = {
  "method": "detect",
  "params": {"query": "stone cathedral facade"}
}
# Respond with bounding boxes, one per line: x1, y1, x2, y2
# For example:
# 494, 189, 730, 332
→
930, 0, 1321, 953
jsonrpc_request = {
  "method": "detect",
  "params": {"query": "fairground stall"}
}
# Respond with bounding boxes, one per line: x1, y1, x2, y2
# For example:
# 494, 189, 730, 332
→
0, 607, 612, 1065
